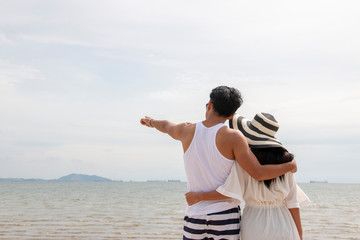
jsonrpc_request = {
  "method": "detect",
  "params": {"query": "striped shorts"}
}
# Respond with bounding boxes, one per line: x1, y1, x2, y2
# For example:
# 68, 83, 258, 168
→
183, 207, 241, 240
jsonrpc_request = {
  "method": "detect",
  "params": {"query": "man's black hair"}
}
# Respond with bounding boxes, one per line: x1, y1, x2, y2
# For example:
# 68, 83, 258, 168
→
210, 86, 243, 117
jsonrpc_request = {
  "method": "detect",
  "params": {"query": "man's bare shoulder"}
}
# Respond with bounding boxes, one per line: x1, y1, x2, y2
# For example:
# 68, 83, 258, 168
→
178, 122, 195, 128
216, 125, 249, 160
219, 126, 247, 144
181, 122, 196, 132
179, 122, 196, 150
219, 125, 243, 137
166, 121, 195, 141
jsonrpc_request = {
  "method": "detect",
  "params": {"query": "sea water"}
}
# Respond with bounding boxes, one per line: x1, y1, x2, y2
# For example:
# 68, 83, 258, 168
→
0, 182, 359, 239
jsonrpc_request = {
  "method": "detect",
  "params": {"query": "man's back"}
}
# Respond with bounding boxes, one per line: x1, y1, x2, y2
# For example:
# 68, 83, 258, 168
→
181, 120, 243, 155
183, 122, 238, 215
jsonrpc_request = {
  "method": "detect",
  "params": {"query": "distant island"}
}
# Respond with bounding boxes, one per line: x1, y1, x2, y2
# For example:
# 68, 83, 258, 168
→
0, 173, 114, 182
57, 174, 113, 182
310, 180, 328, 183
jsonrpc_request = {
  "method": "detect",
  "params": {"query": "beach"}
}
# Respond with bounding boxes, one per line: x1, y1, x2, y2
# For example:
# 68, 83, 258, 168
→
0, 182, 359, 239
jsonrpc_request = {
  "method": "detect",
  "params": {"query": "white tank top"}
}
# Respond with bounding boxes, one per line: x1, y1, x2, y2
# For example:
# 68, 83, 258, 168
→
184, 122, 238, 216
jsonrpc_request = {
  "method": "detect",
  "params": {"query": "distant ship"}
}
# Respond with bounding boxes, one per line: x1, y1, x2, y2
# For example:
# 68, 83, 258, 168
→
168, 180, 181, 182
310, 180, 328, 183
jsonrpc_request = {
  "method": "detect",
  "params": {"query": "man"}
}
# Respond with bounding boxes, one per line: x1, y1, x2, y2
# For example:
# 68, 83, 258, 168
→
140, 86, 296, 240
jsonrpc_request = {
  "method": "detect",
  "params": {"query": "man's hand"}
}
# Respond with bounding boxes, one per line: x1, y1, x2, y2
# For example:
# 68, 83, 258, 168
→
140, 116, 153, 128
290, 159, 297, 173
185, 192, 202, 206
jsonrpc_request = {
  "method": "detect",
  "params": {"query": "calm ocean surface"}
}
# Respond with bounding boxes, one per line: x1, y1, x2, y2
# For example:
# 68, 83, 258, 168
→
0, 182, 359, 240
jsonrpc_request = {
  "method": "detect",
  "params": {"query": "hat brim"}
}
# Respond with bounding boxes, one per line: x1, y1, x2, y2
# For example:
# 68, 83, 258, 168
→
230, 115, 287, 150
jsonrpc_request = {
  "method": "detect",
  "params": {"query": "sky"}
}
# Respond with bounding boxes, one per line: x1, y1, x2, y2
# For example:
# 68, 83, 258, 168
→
0, 0, 359, 183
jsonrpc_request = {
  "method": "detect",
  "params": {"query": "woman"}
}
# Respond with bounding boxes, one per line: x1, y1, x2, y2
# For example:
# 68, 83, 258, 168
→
185, 113, 309, 240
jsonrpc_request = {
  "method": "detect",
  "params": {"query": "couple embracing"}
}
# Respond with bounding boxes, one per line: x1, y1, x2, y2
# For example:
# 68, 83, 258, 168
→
140, 86, 309, 240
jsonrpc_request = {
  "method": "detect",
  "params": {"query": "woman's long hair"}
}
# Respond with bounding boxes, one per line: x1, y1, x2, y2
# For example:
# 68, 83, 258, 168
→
251, 147, 294, 188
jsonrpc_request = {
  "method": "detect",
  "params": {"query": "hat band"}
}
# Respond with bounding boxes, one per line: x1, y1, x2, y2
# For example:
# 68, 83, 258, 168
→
247, 139, 284, 148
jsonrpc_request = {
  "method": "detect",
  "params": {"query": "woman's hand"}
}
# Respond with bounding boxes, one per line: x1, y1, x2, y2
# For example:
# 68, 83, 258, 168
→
185, 192, 202, 206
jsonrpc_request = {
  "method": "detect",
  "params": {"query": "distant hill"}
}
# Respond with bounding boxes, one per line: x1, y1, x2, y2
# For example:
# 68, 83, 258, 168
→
0, 174, 113, 182
57, 174, 112, 182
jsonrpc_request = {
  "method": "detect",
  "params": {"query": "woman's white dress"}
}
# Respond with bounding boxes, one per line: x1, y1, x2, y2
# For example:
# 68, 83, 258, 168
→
217, 162, 310, 240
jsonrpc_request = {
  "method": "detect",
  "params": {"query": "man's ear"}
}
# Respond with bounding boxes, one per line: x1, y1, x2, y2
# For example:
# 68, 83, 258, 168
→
227, 114, 234, 120
206, 100, 212, 111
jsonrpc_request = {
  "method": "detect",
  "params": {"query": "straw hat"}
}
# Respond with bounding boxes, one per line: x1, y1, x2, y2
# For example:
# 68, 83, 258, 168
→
229, 112, 286, 149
